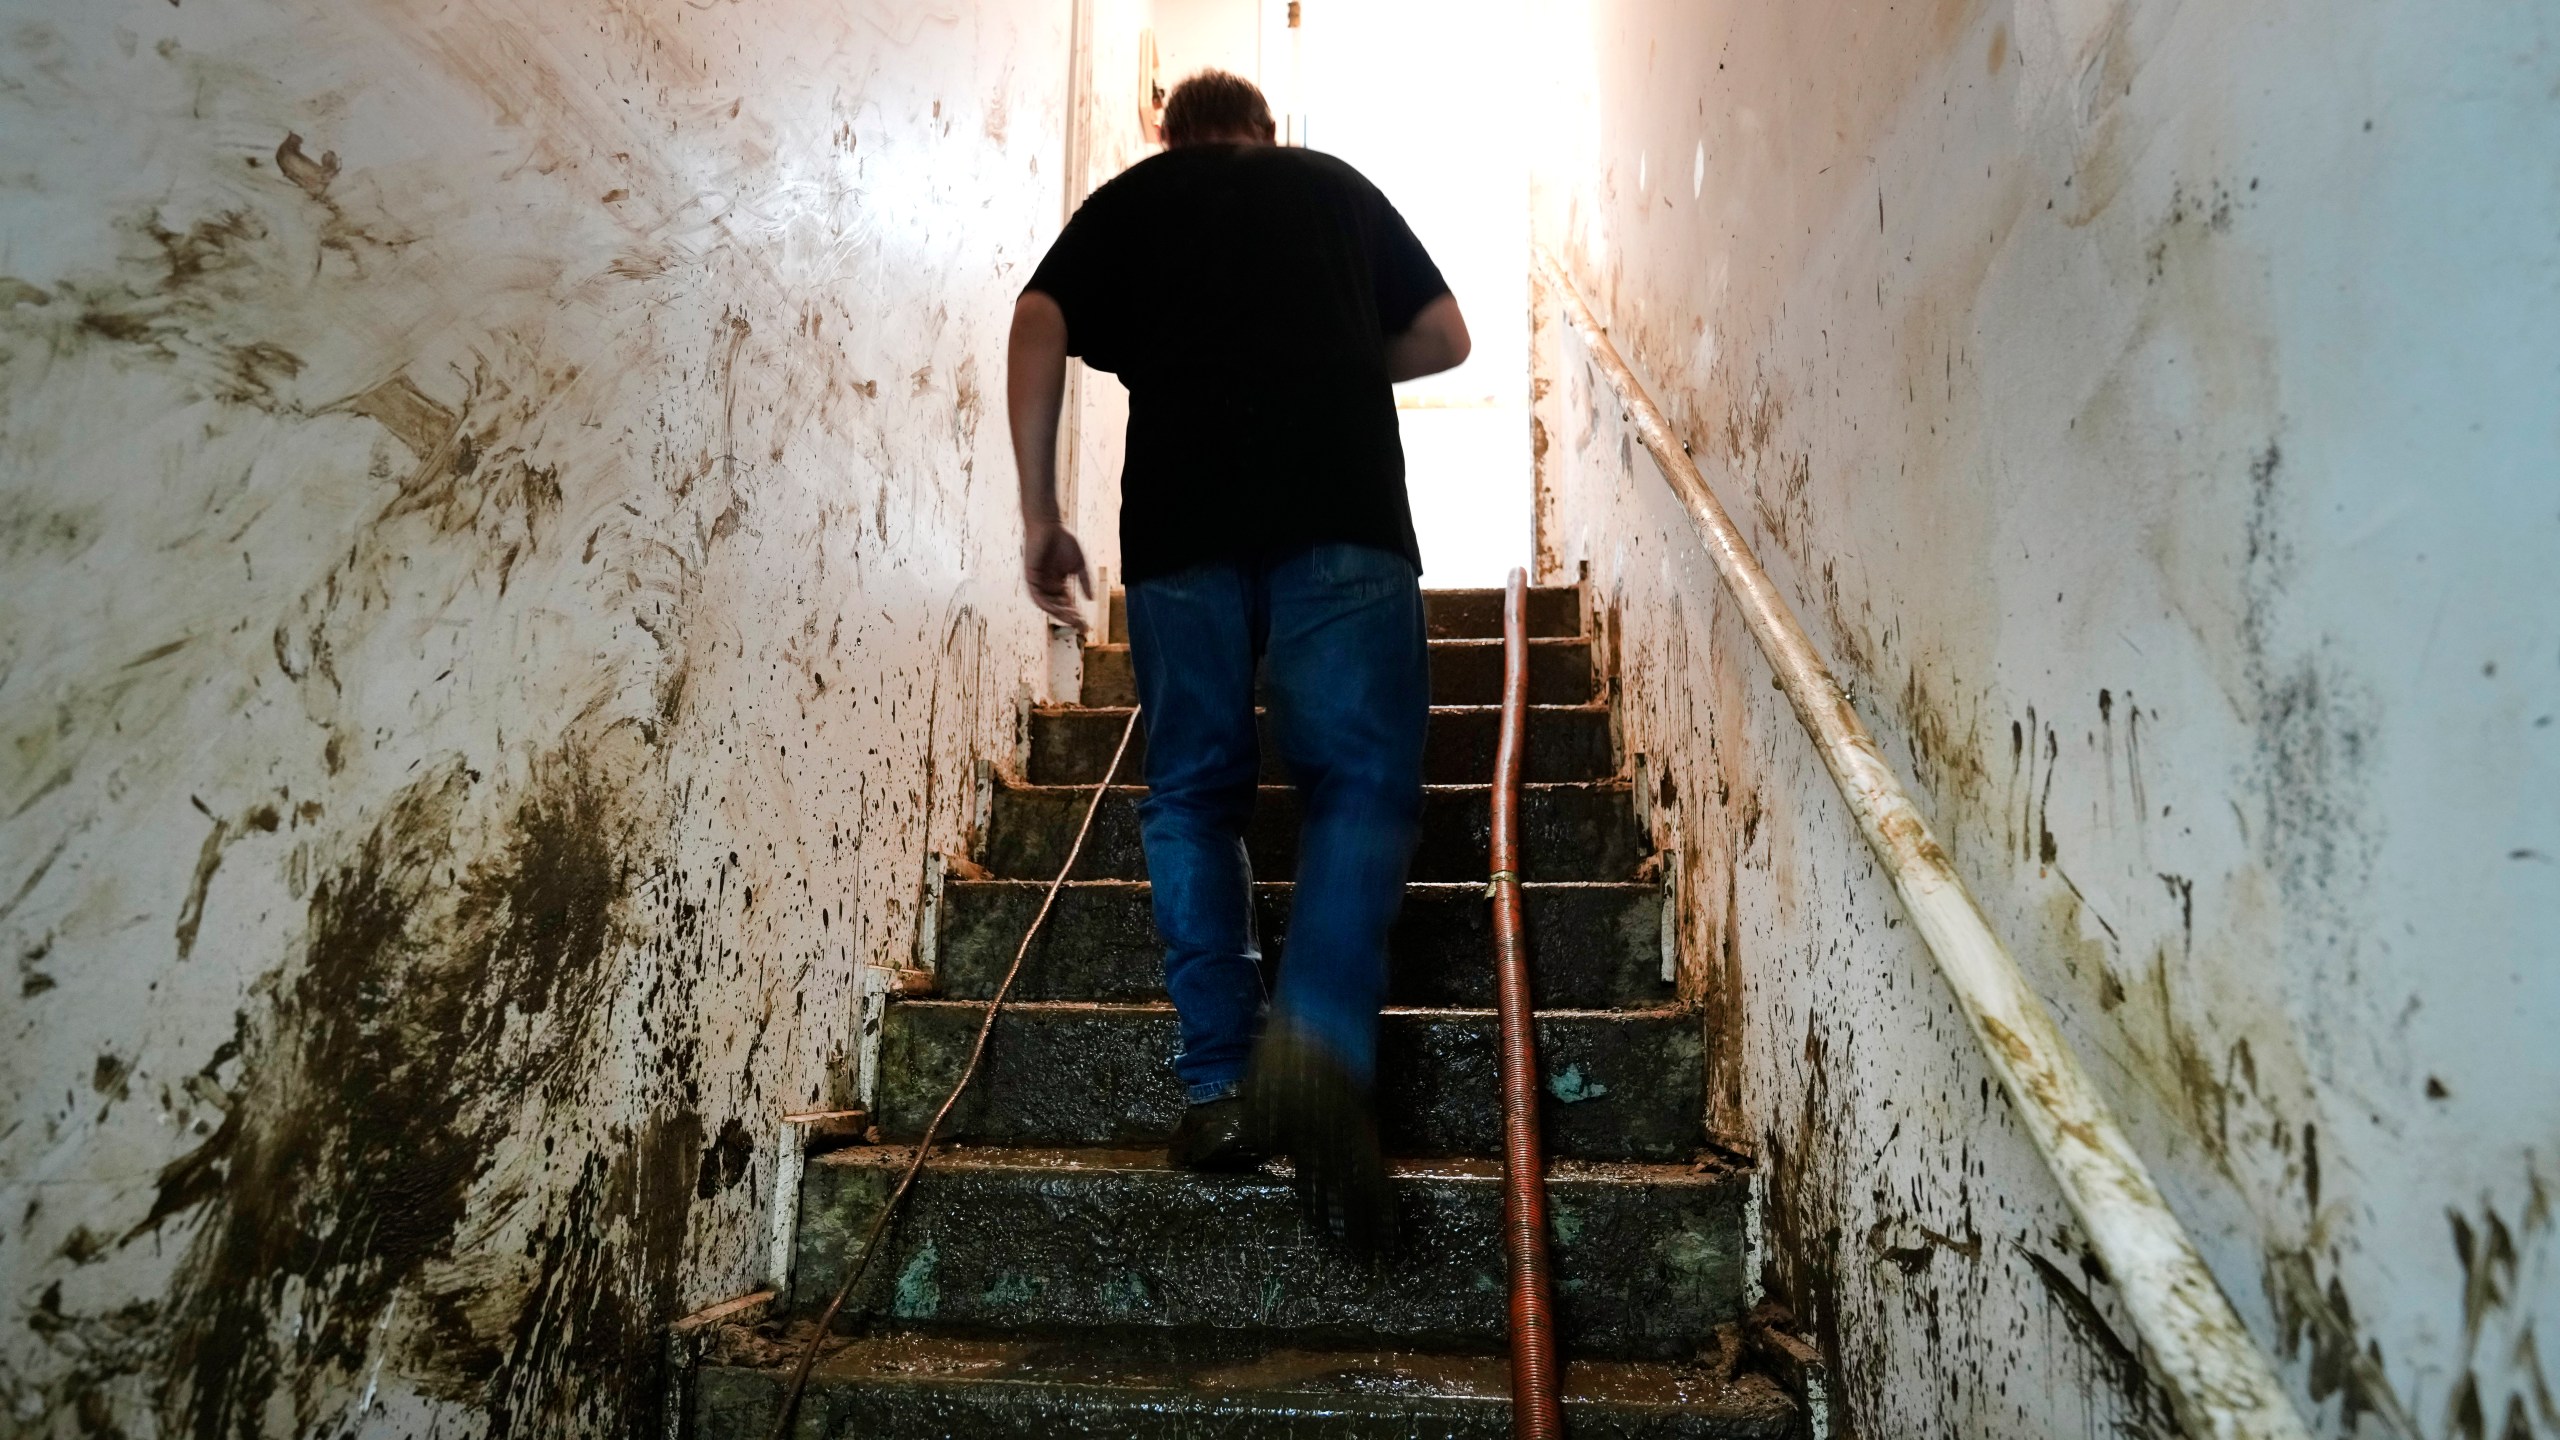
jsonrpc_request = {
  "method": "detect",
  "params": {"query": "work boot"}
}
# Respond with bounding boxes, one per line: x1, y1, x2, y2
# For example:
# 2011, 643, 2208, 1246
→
1167, 1096, 1268, 1172
1242, 1024, 1398, 1258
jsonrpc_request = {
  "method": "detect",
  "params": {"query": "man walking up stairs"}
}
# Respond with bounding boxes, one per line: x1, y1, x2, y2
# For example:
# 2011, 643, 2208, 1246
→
1005, 68, 1473, 1246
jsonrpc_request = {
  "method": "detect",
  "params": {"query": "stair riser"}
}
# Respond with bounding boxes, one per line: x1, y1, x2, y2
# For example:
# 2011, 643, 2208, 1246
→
697, 1367, 1790, 1439
1078, 640, 1593, 708
935, 883, 1671, 1009
983, 785, 1645, 883
1030, 706, 1614, 786
790, 1156, 1745, 1358
1109, 585, 1585, 644
875, 1004, 1703, 1161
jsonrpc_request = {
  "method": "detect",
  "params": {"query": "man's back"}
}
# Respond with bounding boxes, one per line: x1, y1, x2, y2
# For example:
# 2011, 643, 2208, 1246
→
1005, 68, 1473, 1260
1028, 144, 1447, 582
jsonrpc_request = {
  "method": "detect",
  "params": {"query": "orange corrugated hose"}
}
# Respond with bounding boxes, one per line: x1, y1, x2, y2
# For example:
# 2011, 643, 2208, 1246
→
1490, 567, 1564, 1439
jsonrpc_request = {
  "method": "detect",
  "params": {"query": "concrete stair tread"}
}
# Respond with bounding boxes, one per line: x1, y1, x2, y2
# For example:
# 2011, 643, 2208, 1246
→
1077, 637, 1594, 707
1422, 636, 1579, 652
695, 1326, 1794, 1437
1079, 639, 1587, 657
1107, 584, 1586, 643
787, 1145, 1748, 1359
812, 1141, 1723, 1182
997, 780, 1622, 796
1033, 700, 1609, 712
889, 998, 1685, 1021
932, 879, 1671, 1011
1404, 585, 1584, 638
1026, 701, 1616, 785
874, 1001, 1703, 1160
983, 779, 1645, 883
948, 877, 1651, 891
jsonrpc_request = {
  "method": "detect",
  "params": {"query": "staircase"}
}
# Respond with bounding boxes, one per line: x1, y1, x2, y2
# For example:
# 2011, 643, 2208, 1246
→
688, 585, 1797, 1437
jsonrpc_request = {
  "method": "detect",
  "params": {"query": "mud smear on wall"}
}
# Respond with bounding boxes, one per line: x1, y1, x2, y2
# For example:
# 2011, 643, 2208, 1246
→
2018, 1248, 2176, 1435
1532, 0, 2560, 1433
2264, 1246, 2420, 1436
1759, 1014, 1849, 1422
1898, 667, 1991, 817
2435, 1176, 2556, 1440
2239, 441, 2382, 962
130, 746, 695, 1437
0, 4, 1079, 1432
38, 199, 335, 417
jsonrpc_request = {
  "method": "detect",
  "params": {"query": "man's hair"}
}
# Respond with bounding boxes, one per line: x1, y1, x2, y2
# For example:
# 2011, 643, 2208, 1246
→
1161, 70, 1273, 147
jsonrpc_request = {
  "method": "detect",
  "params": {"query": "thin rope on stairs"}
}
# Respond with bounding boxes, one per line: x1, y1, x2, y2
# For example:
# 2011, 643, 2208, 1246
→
764, 706, 1142, 1440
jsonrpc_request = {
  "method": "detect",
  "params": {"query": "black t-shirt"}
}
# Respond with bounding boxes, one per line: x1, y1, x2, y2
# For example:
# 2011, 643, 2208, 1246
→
1026, 144, 1449, 583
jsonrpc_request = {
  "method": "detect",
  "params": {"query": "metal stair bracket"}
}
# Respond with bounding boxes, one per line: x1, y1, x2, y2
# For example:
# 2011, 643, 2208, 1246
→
1535, 248, 2312, 1440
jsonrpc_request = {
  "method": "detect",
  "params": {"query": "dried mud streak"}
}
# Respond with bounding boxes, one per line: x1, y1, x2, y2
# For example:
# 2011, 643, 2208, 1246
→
2021, 1248, 2175, 1432
140, 749, 680, 1437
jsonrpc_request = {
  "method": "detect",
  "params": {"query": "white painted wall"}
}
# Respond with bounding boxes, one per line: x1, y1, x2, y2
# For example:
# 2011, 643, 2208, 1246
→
0, 2, 1071, 1433
1530, 0, 2557, 1435
1151, 0, 1263, 93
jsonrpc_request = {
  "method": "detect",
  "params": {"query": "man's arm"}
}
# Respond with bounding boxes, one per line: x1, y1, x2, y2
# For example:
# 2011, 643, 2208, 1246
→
1384, 293, 1471, 382
1008, 289, 1092, 633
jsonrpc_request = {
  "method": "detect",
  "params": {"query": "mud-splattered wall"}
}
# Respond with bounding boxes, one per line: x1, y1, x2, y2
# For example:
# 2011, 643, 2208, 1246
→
1529, 0, 2556, 1435
0, 2, 1075, 1433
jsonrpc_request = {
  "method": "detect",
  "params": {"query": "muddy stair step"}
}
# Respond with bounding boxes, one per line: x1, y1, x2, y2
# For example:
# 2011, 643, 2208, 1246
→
874, 1001, 1700, 1161
983, 781, 1645, 883
1030, 703, 1615, 786
784, 1147, 1745, 1361
932, 880, 1671, 1009
1108, 583, 1585, 645
695, 1327, 1794, 1439
1077, 637, 1594, 708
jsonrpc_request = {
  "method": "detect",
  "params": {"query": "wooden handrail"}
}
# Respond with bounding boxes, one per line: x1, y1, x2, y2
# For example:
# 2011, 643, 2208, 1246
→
1536, 248, 2312, 1440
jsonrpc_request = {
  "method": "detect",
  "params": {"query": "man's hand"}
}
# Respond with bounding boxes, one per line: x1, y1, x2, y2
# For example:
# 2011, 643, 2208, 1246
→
1023, 518, 1093, 633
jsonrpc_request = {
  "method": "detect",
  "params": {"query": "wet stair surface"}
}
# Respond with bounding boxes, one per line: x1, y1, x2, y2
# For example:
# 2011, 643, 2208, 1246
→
691, 586, 1795, 1438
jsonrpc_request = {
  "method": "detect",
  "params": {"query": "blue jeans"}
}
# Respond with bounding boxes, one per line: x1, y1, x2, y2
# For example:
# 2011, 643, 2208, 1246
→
1126, 543, 1430, 1103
